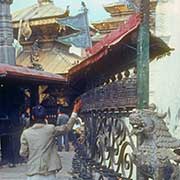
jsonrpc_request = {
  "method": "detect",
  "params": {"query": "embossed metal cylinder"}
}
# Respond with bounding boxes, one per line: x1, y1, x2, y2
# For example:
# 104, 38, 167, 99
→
0, 0, 15, 65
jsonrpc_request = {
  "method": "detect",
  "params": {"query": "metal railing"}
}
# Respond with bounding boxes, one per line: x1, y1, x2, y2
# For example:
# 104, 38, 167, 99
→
81, 110, 136, 179
70, 71, 138, 180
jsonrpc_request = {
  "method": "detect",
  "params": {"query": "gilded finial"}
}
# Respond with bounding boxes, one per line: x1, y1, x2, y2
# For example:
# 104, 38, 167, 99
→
65, 5, 70, 16
38, 0, 53, 5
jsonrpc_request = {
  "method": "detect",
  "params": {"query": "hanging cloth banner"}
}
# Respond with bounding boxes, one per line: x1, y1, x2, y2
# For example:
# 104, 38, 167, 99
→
57, 3, 92, 48
57, 31, 91, 48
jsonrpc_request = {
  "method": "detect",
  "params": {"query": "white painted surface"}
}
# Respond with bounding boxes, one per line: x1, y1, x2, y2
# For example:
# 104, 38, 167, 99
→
150, 0, 180, 136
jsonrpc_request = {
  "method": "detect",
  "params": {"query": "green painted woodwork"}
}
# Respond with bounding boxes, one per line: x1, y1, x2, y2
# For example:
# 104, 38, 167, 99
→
137, 0, 150, 109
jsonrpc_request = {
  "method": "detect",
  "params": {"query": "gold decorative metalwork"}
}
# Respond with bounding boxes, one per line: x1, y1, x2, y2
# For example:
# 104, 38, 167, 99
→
104, 4, 133, 16
92, 21, 124, 32
38, 0, 53, 5
21, 20, 32, 41
13, 18, 63, 28
92, 1, 157, 33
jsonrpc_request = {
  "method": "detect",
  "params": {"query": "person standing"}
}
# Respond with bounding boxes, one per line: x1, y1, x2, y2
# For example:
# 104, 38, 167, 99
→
19, 99, 82, 180
71, 117, 84, 149
56, 106, 69, 151
20, 106, 31, 129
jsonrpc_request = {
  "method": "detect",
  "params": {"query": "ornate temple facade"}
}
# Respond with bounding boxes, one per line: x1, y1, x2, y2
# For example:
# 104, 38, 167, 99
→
12, 0, 81, 74
92, 0, 157, 42
0, 0, 68, 166
12, 0, 158, 73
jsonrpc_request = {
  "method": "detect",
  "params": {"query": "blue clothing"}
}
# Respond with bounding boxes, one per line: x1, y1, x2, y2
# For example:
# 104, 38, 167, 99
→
56, 114, 69, 126
57, 133, 69, 151
56, 114, 69, 151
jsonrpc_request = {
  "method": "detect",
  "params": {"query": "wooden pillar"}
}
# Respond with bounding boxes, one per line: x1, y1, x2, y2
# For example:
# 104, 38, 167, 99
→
137, 0, 150, 109
136, 1, 150, 180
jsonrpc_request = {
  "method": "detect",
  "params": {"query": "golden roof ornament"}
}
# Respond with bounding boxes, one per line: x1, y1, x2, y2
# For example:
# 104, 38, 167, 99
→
38, 0, 53, 6
21, 20, 32, 41
12, 0, 68, 28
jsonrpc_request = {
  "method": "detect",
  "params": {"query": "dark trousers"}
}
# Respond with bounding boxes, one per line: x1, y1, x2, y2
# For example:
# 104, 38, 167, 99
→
57, 133, 69, 151
69, 130, 80, 149
1, 135, 16, 165
1, 135, 9, 164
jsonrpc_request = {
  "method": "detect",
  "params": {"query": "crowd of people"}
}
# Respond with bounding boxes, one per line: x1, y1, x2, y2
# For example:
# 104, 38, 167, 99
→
20, 102, 84, 153
56, 105, 84, 152
19, 98, 84, 180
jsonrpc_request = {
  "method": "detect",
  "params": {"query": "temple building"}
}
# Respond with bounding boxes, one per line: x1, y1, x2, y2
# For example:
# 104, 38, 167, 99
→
92, 0, 157, 42
12, 0, 81, 74
12, 0, 158, 74
0, 0, 172, 171
0, 0, 68, 166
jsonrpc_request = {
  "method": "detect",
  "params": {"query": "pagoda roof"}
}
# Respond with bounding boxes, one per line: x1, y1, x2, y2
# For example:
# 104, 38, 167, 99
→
0, 63, 66, 84
68, 14, 172, 81
16, 47, 81, 74
103, 0, 157, 16
103, 2, 134, 16
12, 1, 68, 23
92, 16, 130, 32
93, 16, 130, 24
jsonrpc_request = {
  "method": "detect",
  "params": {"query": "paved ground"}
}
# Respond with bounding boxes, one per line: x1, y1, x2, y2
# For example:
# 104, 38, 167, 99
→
0, 151, 74, 180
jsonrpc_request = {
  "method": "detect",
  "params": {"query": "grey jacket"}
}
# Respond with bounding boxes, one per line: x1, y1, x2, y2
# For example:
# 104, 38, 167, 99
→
20, 112, 77, 176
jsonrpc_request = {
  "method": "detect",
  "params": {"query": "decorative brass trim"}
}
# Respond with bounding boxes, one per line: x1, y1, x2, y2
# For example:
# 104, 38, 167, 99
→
13, 18, 62, 28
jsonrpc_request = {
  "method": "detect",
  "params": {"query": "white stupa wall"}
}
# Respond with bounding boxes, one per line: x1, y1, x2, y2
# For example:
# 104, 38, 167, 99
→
150, 0, 180, 136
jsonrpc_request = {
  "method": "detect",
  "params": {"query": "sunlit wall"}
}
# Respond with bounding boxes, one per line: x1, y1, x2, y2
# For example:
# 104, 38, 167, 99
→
150, 0, 180, 136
